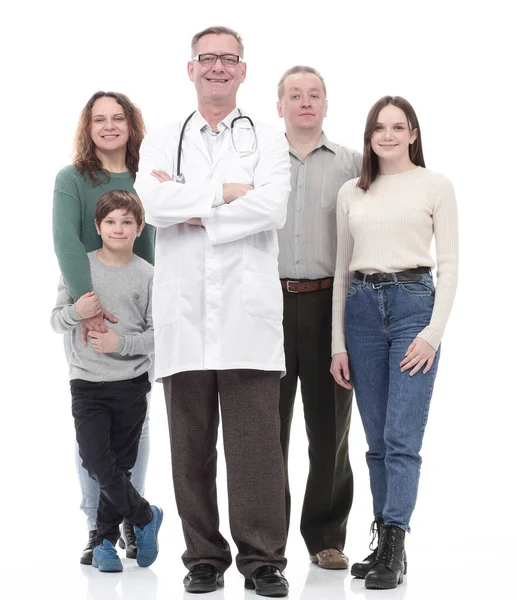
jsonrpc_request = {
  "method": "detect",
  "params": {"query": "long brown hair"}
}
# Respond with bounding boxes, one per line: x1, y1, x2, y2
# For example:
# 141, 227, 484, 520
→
357, 95, 425, 191
73, 91, 145, 185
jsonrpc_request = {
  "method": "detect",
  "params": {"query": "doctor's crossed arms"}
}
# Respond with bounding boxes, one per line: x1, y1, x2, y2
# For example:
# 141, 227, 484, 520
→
150, 168, 252, 226
151, 168, 253, 196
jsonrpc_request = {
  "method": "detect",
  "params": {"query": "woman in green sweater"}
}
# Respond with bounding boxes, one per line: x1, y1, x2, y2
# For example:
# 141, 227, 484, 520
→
53, 91, 155, 565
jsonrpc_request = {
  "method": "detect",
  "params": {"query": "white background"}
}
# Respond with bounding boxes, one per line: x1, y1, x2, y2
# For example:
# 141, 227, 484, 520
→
1, 1, 515, 599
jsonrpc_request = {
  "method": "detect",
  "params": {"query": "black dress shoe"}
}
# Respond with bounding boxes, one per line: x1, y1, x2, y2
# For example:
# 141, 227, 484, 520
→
244, 566, 289, 597
118, 519, 137, 559
183, 563, 224, 593
80, 530, 97, 565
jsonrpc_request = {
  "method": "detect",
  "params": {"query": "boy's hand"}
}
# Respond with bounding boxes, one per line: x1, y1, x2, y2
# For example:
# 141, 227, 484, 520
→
75, 292, 101, 319
80, 309, 118, 342
88, 329, 118, 353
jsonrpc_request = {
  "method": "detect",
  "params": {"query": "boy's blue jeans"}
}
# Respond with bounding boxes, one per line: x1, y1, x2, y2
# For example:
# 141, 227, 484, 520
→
64, 332, 151, 531
344, 273, 440, 531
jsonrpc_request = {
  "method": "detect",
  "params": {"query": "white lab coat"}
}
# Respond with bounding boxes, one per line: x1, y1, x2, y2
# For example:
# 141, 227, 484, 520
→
135, 110, 291, 380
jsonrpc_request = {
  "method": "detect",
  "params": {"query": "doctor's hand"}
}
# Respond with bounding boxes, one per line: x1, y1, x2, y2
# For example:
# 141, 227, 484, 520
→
88, 328, 118, 353
223, 183, 254, 203
330, 352, 353, 390
400, 337, 436, 376
185, 218, 204, 226
80, 309, 118, 343
151, 169, 173, 183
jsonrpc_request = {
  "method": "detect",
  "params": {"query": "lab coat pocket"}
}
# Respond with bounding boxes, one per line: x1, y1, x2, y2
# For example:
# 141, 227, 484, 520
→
242, 245, 282, 321
242, 271, 283, 321
152, 277, 180, 327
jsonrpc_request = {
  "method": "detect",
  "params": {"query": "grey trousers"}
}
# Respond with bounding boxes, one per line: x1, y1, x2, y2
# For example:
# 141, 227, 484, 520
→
163, 369, 287, 577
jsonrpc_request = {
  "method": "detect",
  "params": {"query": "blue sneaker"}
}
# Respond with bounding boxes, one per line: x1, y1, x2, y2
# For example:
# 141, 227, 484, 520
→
135, 505, 163, 567
92, 539, 123, 572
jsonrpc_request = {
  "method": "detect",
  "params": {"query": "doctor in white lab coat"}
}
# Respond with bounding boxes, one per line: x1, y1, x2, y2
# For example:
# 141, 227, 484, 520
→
135, 26, 290, 597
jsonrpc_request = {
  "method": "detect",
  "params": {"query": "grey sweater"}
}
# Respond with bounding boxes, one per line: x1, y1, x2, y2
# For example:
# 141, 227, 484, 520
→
51, 251, 154, 382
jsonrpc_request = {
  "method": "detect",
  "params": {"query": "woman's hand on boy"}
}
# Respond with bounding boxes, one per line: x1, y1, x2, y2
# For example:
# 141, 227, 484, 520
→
75, 291, 101, 319
88, 328, 118, 353
80, 309, 118, 342
400, 337, 436, 376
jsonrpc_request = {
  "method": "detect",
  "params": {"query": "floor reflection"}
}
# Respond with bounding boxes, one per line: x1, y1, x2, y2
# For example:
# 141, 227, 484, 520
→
81, 560, 158, 600
349, 575, 407, 600
78, 559, 410, 600
300, 563, 348, 599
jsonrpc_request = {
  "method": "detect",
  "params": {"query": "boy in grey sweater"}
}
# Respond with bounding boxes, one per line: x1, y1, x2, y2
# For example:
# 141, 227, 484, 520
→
51, 190, 162, 573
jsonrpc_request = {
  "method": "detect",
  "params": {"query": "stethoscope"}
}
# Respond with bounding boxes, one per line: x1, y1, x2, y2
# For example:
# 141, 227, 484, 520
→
175, 109, 257, 183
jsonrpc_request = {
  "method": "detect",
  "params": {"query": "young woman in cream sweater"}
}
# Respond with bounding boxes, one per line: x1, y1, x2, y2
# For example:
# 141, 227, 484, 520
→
330, 96, 458, 590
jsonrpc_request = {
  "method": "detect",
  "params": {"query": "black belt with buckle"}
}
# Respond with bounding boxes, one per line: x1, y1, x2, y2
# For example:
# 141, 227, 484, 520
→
354, 267, 430, 284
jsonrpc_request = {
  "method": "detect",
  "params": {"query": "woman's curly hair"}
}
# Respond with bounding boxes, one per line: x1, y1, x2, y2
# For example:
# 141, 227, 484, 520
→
73, 91, 145, 184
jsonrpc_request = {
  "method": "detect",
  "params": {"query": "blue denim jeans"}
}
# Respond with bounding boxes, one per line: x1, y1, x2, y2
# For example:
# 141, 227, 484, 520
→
64, 332, 151, 531
344, 273, 440, 531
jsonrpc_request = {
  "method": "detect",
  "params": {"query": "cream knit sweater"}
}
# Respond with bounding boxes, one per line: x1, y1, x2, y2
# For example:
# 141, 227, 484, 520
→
332, 167, 458, 354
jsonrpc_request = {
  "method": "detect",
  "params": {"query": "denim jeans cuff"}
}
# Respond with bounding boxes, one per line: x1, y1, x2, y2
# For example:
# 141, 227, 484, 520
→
383, 521, 411, 533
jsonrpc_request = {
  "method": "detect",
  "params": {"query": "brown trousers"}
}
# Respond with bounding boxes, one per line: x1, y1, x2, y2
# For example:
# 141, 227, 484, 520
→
280, 286, 354, 555
163, 369, 287, 577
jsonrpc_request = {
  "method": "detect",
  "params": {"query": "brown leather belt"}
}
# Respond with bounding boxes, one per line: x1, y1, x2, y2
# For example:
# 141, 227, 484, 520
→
280, 277, 333, 293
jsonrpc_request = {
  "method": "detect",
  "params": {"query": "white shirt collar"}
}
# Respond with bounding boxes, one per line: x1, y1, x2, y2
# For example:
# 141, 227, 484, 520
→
193, 107, 240, 134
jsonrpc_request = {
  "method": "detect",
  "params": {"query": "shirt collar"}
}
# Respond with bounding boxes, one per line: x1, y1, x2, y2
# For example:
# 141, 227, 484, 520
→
193, 107, 241, 134
288, 131, 338, 160
315, 132, 338, 154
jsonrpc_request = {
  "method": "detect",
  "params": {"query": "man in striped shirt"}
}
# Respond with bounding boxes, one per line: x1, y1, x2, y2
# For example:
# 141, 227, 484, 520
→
276, 65, 362, 570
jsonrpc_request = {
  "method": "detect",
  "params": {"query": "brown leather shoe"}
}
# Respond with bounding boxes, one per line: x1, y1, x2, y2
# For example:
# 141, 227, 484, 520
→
310, 548, 349, 569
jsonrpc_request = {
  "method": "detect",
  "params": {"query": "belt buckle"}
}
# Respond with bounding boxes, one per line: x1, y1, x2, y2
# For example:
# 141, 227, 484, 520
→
373, 273, 394, 284
286, 280, 299, 293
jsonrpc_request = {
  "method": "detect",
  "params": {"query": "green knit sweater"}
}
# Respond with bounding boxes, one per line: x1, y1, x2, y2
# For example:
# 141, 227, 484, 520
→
53, 165, 155, 301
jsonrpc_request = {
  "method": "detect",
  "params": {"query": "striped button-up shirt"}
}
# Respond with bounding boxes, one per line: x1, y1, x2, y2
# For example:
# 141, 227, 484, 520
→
278, 133, 362, 279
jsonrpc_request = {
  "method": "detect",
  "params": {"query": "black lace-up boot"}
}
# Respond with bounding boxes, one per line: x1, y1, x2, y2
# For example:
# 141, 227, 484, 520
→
365, 524, 406, 590
351, 517, 384, 578
80, 530, 97, 565
118, 519, 137, 559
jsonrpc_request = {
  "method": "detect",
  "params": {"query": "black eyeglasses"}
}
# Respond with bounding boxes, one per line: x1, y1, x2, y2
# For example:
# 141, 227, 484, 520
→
192, 54, 242, 66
